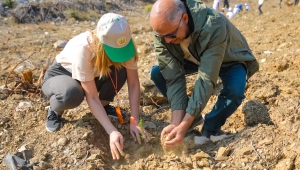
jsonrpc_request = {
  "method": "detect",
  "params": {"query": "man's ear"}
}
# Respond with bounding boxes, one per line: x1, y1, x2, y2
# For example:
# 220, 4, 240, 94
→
182, 13, 189, 24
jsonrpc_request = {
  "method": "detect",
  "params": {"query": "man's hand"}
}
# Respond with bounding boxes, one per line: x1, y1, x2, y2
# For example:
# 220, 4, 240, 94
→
160, 124, 177, 141
161, 124, 189, 148
161, 112, 195, 148
109, 130, 125, 160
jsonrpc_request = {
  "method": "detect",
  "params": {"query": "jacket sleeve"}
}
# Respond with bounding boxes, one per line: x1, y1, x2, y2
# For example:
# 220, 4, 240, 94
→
154, 36, 189, 111
186, 17, 227, 117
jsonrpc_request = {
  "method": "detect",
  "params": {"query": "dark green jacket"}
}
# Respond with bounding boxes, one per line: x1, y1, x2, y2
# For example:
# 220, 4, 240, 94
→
153, 0, 259, 117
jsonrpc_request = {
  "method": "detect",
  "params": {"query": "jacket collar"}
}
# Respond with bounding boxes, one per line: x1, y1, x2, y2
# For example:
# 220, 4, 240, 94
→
186, 0, 208, 44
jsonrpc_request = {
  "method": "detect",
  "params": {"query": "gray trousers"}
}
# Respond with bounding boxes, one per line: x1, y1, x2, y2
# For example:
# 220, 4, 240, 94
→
42, 60, 127, 114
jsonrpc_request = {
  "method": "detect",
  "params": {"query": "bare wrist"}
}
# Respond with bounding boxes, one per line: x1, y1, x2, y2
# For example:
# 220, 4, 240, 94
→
130, 116, 138, 124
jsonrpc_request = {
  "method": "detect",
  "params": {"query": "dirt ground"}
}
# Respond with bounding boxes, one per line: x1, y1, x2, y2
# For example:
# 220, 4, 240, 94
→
0, 0, 300, 169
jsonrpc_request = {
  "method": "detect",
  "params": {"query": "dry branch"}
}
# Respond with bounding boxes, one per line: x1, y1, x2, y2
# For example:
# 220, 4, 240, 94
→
4, 52, 37, 88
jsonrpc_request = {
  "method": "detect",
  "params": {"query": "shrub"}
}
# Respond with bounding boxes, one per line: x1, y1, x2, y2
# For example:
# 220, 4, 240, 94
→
144, 4, 153, 13
65, 9, 99, 21
3, 0, 17, 8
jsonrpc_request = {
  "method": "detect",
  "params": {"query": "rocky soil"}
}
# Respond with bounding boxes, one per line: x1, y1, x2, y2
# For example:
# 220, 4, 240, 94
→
0, 0, 299, 169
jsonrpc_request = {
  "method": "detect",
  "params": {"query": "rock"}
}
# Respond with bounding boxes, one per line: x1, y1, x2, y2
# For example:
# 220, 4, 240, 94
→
57, 138, 68, 146
81, 132, 89, 140
193, 161, 199, 169
214, 156, 228, 161
242, 100, 272, 125
275, 158, 294, 170
239, 146, 253, 155
263, 50, 274, 54
33, 166, 42, 170
193, 151, 210, 160
258, 138, 273, 146
144, 121, 156, 129
202, 168, 212, 170
39, 161, 52, 169
198, 158, 210, 167
216, 147, 230, 157
18, 144, 27, 152
221, 163, 227, 168
15, 102, 32, 112
51, 142, 57, 148
185, 157, 193, 167
278, 42, 287, 48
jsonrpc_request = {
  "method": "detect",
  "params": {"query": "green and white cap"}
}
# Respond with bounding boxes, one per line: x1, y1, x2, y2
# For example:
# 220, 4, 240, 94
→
96, 13, 135, 62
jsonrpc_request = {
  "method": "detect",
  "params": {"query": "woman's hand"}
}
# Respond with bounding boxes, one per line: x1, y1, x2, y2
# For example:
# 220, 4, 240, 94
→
129, 117, 151, 144
109, 130, 125, 160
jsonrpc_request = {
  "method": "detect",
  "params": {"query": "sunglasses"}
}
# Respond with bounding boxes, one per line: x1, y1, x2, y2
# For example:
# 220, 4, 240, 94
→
154, 13, 185, 39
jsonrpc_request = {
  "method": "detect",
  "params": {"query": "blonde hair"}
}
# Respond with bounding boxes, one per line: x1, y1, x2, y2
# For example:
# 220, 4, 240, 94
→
88, 31, 138, 78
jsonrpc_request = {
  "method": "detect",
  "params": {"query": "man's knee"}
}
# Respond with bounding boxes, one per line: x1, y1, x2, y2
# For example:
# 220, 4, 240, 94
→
229, 89, 245, 105
150, 65, 161, 81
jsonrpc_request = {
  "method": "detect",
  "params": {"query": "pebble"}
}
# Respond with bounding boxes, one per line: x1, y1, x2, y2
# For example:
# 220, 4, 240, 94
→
57, 137, 68, 146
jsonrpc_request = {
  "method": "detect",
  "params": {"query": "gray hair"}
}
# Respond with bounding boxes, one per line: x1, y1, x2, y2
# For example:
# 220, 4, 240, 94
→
167, 0, 187, 24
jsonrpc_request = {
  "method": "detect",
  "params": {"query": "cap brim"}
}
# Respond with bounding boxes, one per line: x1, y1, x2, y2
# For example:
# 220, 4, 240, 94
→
103, 39, 135, 62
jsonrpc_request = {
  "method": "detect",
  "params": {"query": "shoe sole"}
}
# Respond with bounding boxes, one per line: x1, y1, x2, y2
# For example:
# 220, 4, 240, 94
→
107, 115, 119, 119
46, 123, 62, 132
187, 115, 204, 133
107, 113, 126, 119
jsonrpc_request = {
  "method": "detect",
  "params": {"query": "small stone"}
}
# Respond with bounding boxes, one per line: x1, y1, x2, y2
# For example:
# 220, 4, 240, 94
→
275, 158, 294, 170
82, 132, 89, 140
39, 161, 52, 169
217, 147, 230, 157
18, 144, 27, 152
51, 142, 57, 148
258, 138, 273, 146
240, 158, 249, 163
185, 157, 193, 167
221, 163, 227, 168
57, 138, 68, 146
198, 158, 210, 167
193, 151, 210, 160
144, 121, 156, 129
239, 146, 253, 155
33, 166, 42, 170
214, 156, 228, 161
193, 161, 199, 169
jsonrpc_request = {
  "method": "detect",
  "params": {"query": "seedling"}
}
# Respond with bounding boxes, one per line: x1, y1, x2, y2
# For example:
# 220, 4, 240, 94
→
138, 119, 146, 140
